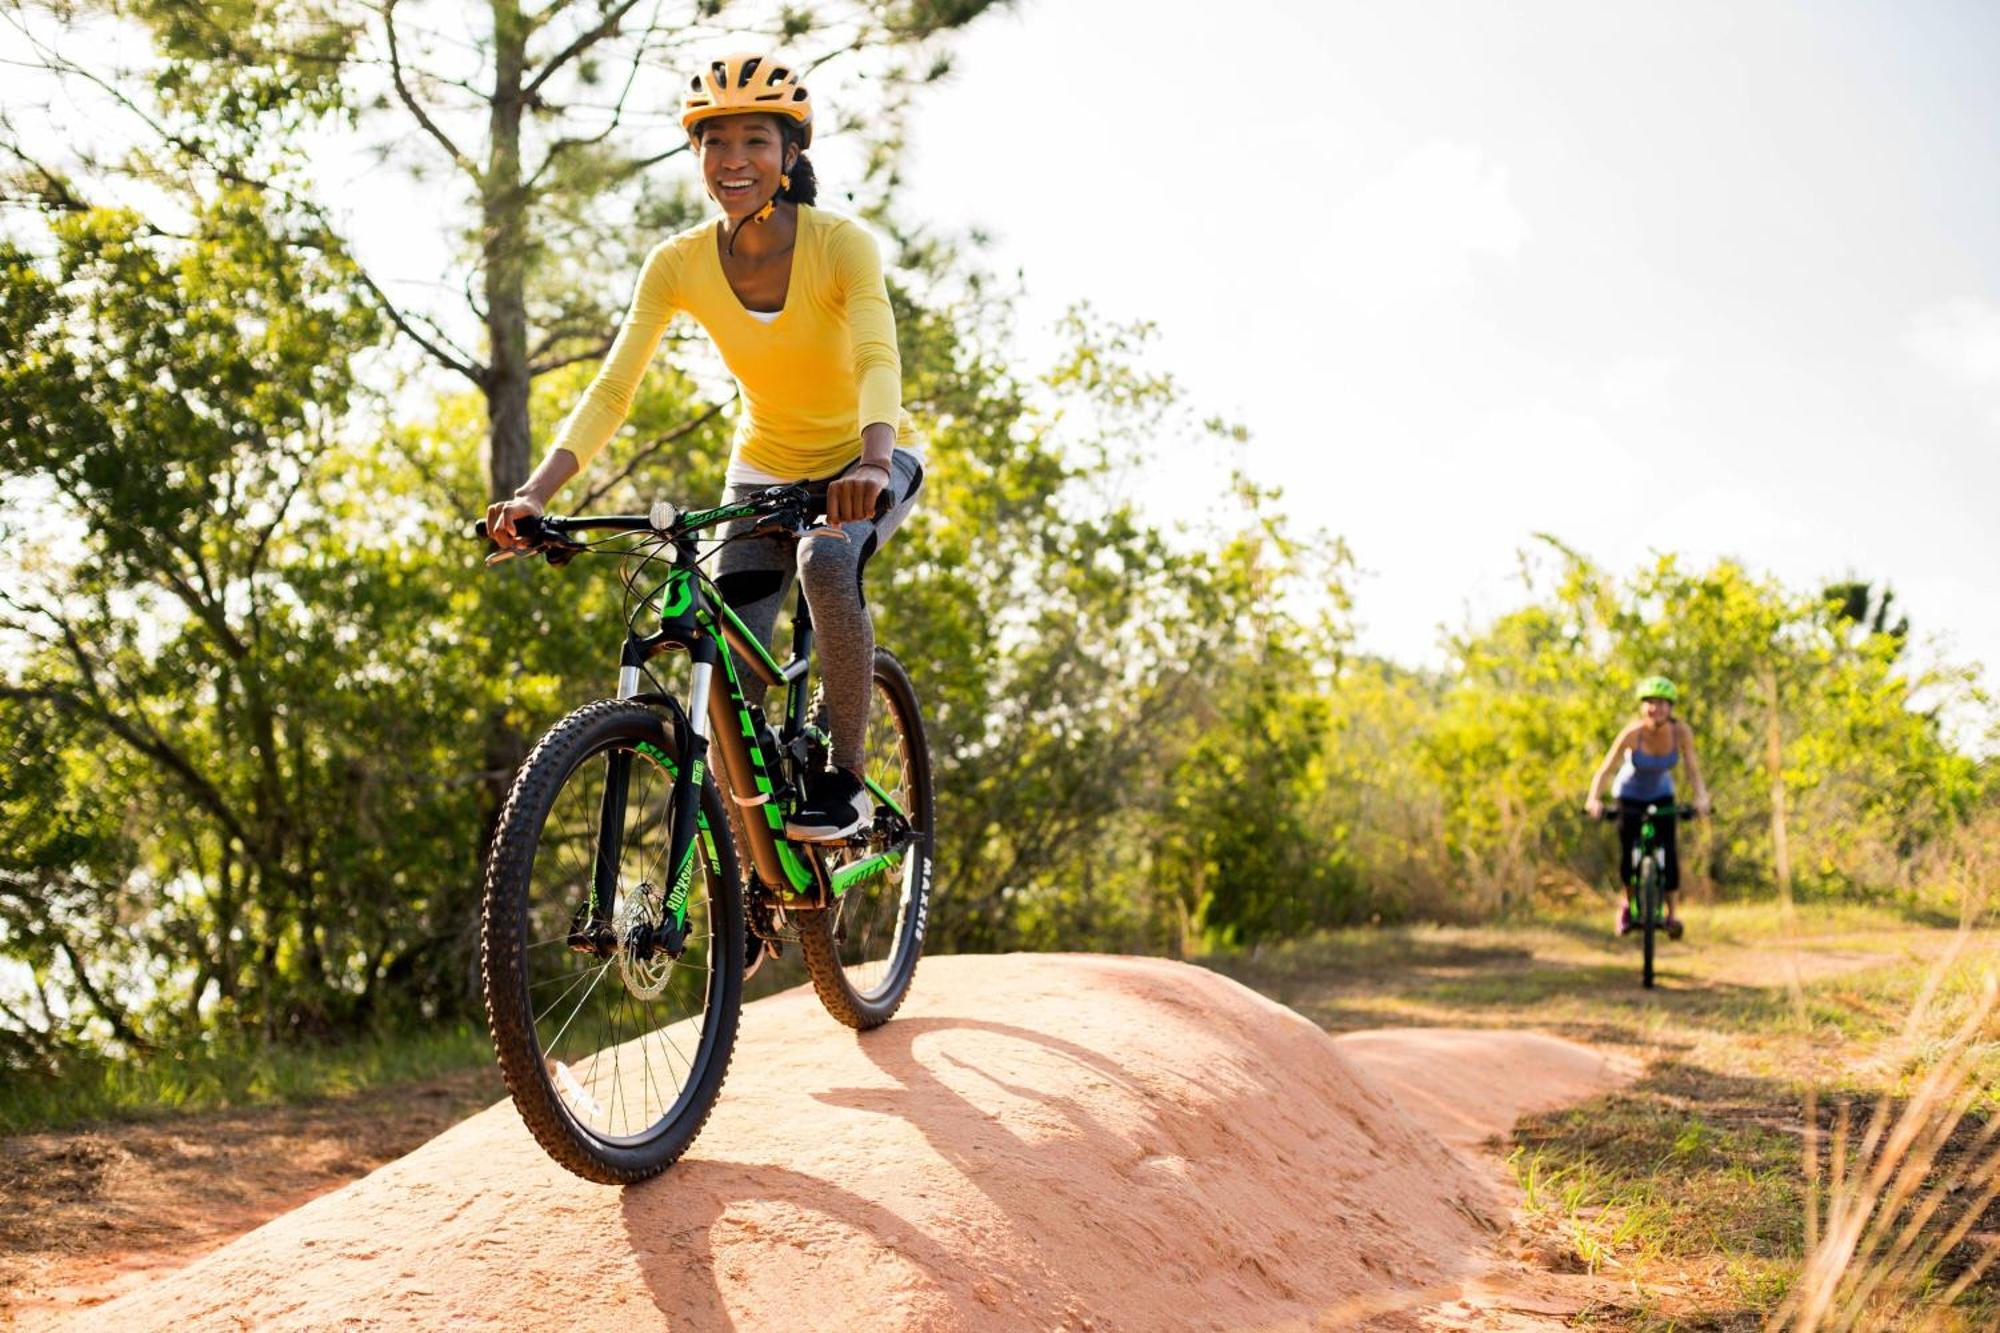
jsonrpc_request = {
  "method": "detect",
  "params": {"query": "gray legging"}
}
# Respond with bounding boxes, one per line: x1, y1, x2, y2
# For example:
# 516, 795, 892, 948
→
713, 449, 923, 772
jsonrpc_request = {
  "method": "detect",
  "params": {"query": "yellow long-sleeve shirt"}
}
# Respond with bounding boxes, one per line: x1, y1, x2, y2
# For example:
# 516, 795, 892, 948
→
548, 204, 910, 481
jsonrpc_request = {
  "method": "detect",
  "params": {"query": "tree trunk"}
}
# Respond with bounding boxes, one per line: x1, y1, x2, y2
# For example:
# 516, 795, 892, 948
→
475, 0, 533, 987
1765, 666, 1791, 902
483, 0, 532, 502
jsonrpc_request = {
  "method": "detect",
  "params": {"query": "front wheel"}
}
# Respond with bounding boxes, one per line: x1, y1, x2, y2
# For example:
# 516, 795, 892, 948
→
1639, 856, 1661, 990
798, 649, 934, 1029
481, 699, 743, 1183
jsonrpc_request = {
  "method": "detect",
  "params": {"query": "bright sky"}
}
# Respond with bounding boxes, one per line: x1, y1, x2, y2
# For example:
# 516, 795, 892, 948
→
889, 0, 2000, 684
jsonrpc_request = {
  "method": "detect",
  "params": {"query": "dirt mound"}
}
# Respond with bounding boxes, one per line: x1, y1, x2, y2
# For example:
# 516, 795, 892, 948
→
1335, 1029, 1639, 1152
63, 956, 1606, 1331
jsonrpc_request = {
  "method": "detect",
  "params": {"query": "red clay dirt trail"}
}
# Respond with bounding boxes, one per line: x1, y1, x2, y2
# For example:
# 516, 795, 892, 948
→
37, 955, 1631, 1331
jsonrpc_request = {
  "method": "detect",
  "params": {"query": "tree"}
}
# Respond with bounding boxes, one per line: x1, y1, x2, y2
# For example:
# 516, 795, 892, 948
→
0, 189, 390, 1038
1366, 542, 1990, 911
6, 0, 1010, 499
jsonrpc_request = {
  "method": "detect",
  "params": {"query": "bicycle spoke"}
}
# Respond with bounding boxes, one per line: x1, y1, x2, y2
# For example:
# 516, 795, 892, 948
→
544, 958, 613, 1057
502, 724, 736, 1148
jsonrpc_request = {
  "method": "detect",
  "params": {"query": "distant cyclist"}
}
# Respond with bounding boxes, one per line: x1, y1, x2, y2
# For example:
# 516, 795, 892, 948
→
1585, 677, 1711, 937
485, 51, 923, 842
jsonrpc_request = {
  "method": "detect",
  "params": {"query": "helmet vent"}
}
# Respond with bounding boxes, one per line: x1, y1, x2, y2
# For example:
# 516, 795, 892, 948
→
688, 76, 702, 91
711, 60, 728, 87
790, 87, 807, 101
738, 56, 762, 86
769, 66, 790, 83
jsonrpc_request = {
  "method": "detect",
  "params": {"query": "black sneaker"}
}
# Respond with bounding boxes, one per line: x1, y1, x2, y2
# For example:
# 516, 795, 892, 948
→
785, 767, 871, 842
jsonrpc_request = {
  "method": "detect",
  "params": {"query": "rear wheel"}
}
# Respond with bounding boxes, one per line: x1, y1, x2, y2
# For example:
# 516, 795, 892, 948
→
481, 699, 743, 1183
798, 649, 934, 1029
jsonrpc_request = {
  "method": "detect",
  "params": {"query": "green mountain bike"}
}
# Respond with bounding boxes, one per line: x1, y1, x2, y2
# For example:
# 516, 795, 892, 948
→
1596, 802, 1699, 989
474, 484, 933, 1184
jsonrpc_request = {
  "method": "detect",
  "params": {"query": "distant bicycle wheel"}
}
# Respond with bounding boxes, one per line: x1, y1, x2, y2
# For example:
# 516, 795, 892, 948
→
1639, 856, 1661, 990
481, 699, 743, 1183
798, 649, 934, 1029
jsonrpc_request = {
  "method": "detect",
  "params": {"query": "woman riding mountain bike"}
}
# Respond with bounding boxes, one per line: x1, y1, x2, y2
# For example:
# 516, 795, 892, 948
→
1585, 676, 1711, 938
486, 51, 922, 843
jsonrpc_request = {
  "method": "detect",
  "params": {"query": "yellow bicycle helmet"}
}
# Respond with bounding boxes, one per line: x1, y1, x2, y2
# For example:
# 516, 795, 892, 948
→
680, 53, 814, 148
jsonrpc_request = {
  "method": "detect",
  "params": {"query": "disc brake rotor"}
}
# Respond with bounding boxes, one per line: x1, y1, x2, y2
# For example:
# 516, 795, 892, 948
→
615, 883, 676, 999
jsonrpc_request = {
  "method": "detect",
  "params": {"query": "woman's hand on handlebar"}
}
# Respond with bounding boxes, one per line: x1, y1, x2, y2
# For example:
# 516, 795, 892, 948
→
826, 462, 889, 525
1585, 795, 1605, 820
486, 448, 577, 550
486, 492, 545, 551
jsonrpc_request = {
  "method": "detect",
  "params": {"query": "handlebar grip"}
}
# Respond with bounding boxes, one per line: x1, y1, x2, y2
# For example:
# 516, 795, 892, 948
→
474, 515, 547, 543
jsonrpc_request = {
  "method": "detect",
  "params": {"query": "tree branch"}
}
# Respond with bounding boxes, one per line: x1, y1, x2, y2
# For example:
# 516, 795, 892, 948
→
56, 937, 151, 1052
350, 261, 489, 384
3, 580, 268, 860
10, 21, 485, 384
525, 313, 607, 364
574, 398, 729, 509
524, 5, 657, 190
0, 132, 89, 213
619, 140, 690, 178
527, 334, 615, 378
383, 0, 476, 175
522, 0, 650, 100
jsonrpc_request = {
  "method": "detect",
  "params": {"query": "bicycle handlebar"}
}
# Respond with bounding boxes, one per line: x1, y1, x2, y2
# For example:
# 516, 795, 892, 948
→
1592, 804, 1704, 822
473, 481, 891, 565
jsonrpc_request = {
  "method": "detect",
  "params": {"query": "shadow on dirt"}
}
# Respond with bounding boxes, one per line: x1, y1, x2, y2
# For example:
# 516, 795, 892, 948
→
619, 1005, 1500, 1328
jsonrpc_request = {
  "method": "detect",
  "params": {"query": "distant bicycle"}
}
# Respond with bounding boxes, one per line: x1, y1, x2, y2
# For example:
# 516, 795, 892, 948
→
1594, 802, 1700, 989
474, 484, 934, 1184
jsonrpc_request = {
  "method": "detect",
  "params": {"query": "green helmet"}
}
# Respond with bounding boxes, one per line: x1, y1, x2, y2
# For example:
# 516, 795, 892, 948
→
1635, 675, 1679, 703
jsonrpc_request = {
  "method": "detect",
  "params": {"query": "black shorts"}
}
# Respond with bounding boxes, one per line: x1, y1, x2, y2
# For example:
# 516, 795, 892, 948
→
1616, 799, 1680, 893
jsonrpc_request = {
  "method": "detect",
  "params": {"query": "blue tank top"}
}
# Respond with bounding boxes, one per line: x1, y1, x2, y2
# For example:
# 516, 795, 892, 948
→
1617, 738, 1678, 802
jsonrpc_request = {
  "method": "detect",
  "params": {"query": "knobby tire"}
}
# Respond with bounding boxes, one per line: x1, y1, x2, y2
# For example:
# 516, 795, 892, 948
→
481, 699, 744, 1184
798, 649, 934, 1029
1640, 857, 1660, 990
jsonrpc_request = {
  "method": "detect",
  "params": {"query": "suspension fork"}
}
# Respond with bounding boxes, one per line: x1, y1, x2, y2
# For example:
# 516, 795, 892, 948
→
579, 637, 683, 946
583, 573, 715, 950
653, 637, 716, 941
587, 746, 633, 935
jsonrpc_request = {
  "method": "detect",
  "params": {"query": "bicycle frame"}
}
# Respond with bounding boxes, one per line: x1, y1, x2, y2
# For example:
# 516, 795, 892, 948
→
585, 500, 915, 949
1630, 807, 1666, 887
1624, 803, 1694, 885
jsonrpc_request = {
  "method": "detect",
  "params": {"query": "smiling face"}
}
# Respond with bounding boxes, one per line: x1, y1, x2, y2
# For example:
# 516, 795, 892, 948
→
697, 114, 794, 221
1641, 696, 1673, 725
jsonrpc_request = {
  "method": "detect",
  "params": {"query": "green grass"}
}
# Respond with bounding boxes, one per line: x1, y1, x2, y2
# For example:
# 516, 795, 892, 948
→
1200, 901, 2000, 1329
1510, 1062, 1804, 1323
0, 1021, 494, 1136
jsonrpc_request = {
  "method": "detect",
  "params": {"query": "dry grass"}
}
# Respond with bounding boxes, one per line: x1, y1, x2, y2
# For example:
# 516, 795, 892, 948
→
1204, 882, 2000, 1328
1778, 816, 2000, 1331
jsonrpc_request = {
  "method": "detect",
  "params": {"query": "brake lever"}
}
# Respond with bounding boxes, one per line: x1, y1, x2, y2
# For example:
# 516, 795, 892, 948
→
474, 515, 576, 566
